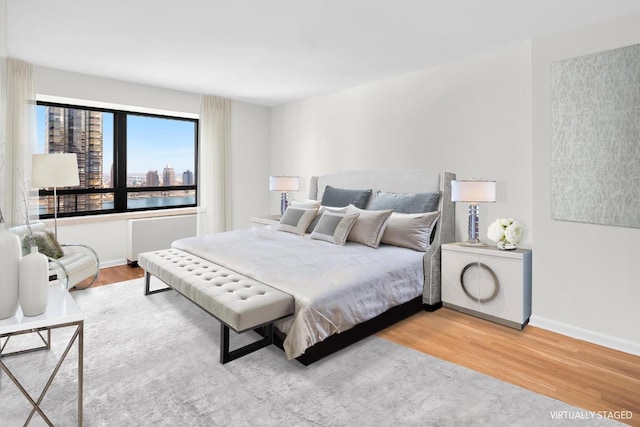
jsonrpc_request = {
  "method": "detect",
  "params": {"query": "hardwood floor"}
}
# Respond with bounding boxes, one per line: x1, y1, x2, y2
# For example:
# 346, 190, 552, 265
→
378, 309, 640, 426
87, 265, 640, 426
74, 264, 144, 289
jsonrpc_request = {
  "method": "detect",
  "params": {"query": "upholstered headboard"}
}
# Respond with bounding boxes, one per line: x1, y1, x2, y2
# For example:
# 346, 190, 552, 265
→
307, 170, 455, 307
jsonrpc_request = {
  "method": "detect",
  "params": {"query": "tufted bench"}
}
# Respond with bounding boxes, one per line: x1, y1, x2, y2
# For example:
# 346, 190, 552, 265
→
138, 248, 294, 363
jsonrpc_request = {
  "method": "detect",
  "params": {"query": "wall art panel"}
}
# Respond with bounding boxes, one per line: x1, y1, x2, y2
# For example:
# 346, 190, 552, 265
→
551, 44, 640, 228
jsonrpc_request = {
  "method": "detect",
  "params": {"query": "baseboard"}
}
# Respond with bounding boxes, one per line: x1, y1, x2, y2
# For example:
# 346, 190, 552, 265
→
99, 258, 129, 269
529, 315, 640, 357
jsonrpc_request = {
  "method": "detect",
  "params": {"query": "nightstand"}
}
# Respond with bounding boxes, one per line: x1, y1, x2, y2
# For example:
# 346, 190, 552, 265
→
441, 243, 532, 330
250, 214, 281, 227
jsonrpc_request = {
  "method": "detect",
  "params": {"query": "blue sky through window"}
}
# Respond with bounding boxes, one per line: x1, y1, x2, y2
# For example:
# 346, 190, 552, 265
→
126, 115, 195, 175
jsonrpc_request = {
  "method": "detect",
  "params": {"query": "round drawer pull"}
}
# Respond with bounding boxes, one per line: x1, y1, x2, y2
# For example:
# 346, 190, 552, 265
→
460, 262, 500, 303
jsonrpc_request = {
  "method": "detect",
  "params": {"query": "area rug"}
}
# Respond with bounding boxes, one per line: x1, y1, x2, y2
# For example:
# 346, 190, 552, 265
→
1, 278, 621, 426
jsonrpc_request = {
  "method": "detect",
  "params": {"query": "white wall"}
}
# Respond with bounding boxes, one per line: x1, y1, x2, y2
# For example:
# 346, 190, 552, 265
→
0, 0, 6, 57
531, 13, 640, 354
59, 218, 128, 266
34, 66, 271, 264
35, 66, 200, 116
271, 41, 533, 247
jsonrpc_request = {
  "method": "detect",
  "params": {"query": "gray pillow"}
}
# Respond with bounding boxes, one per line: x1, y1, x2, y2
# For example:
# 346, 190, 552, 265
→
381, 211, 441, 252
310, 212, 360, 245
369, 191, 440, 213
320, 185, 372, 209
23, 230, 64, 259
276, 207, 318, 235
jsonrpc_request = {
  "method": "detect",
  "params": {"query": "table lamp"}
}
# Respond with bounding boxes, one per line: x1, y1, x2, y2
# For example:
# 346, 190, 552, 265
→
32, 153, 80, 238
451, 179, 496, 246
269, 176, 299, 215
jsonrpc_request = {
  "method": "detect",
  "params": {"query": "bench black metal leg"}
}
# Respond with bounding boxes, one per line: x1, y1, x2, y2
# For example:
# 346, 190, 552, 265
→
144, 272, 172, 295
220, 322, 274, 364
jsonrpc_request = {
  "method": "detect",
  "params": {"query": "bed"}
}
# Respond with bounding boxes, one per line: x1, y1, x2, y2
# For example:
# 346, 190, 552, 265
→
169, 170, 455, 364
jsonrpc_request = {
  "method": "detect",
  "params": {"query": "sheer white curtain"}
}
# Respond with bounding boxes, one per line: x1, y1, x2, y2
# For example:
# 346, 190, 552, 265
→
2, 58, 36, 227
0, 58, 6, 224
197, 95, 231, 235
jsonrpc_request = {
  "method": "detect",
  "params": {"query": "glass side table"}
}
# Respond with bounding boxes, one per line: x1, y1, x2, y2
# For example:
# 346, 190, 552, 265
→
0, 284, 84, 426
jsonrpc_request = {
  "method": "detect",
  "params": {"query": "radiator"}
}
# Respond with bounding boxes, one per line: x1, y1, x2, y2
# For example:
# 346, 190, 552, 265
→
127, 215, 197, 264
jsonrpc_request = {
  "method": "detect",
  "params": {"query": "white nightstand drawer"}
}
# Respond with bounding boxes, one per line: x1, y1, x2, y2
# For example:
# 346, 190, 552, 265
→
442, 243, 532, 329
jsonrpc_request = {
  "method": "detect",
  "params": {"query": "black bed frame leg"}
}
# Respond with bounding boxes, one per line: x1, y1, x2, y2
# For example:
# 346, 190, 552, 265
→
144, 271, 172, 295
144, 272, 151, 295
220, 323, 274, 364
423, 302, 443, 312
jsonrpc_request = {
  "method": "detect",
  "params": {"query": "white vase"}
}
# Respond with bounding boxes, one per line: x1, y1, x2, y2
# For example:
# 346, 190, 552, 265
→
19, 246, 49, 316
0, 224, 21, 319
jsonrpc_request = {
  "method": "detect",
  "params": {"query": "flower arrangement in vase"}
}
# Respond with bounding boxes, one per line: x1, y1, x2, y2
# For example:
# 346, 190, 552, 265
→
487, 218, 524, 250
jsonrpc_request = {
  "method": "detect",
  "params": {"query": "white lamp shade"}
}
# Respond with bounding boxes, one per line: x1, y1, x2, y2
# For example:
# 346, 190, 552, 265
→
451, 180, 496, 203
32, 154, 80, 188
269, 176, 299, 192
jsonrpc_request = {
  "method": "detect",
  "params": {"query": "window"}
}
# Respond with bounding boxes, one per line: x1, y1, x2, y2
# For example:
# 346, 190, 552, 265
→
36, 102, 198, 217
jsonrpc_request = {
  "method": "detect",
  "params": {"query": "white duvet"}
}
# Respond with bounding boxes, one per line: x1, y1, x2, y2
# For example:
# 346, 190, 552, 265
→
172, 226, 424, 359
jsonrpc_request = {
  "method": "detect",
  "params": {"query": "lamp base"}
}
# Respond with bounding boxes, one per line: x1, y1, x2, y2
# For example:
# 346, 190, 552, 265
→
280, 193, 289, 216
464, 203, 486, 247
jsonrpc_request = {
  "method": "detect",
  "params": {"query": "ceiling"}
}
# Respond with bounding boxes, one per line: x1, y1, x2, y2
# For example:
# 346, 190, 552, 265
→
5, 0, 640, 106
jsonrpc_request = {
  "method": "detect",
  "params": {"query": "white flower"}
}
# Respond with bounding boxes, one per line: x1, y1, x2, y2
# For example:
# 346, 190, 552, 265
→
499, 218, 511, 227
487, 220, 505, 242
505, 221, 524, 244
487, 218, 525, 244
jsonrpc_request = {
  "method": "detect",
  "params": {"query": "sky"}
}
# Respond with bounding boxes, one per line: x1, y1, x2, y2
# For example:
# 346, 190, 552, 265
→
36, 107, 196, 175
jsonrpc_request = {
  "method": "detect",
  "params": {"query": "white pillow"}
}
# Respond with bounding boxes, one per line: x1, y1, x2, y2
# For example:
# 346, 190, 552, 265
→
381, 211, 441, 251
276, 207, 318, 236
310, 212, 360, 245
346, 205, 393, 248
290, 200, 321, 209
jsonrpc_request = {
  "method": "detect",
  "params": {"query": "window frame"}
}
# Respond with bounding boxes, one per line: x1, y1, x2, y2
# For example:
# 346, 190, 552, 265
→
36, 101, 199, 218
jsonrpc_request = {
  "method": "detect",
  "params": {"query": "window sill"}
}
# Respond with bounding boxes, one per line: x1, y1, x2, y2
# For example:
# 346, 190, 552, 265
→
43, 207, 198, 227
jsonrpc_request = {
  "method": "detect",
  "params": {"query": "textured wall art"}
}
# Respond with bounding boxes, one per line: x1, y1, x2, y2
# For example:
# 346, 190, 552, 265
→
550, 44, 640, 228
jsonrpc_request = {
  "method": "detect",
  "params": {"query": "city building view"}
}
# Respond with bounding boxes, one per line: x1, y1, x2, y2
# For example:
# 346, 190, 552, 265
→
38, 105, 196, 214
42, 106, 104, 213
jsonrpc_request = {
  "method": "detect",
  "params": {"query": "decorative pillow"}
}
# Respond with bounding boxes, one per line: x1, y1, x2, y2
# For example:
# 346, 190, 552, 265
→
310, 212, 360, 245
381, 211, 441, 252
320, 185, 372, 209
23, 230, 64, 259
290, 200, 321, 209
369, 190, 441, 213
306, 205, 349, 233
276, 207, 318, 236
346, 205, 393, 248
